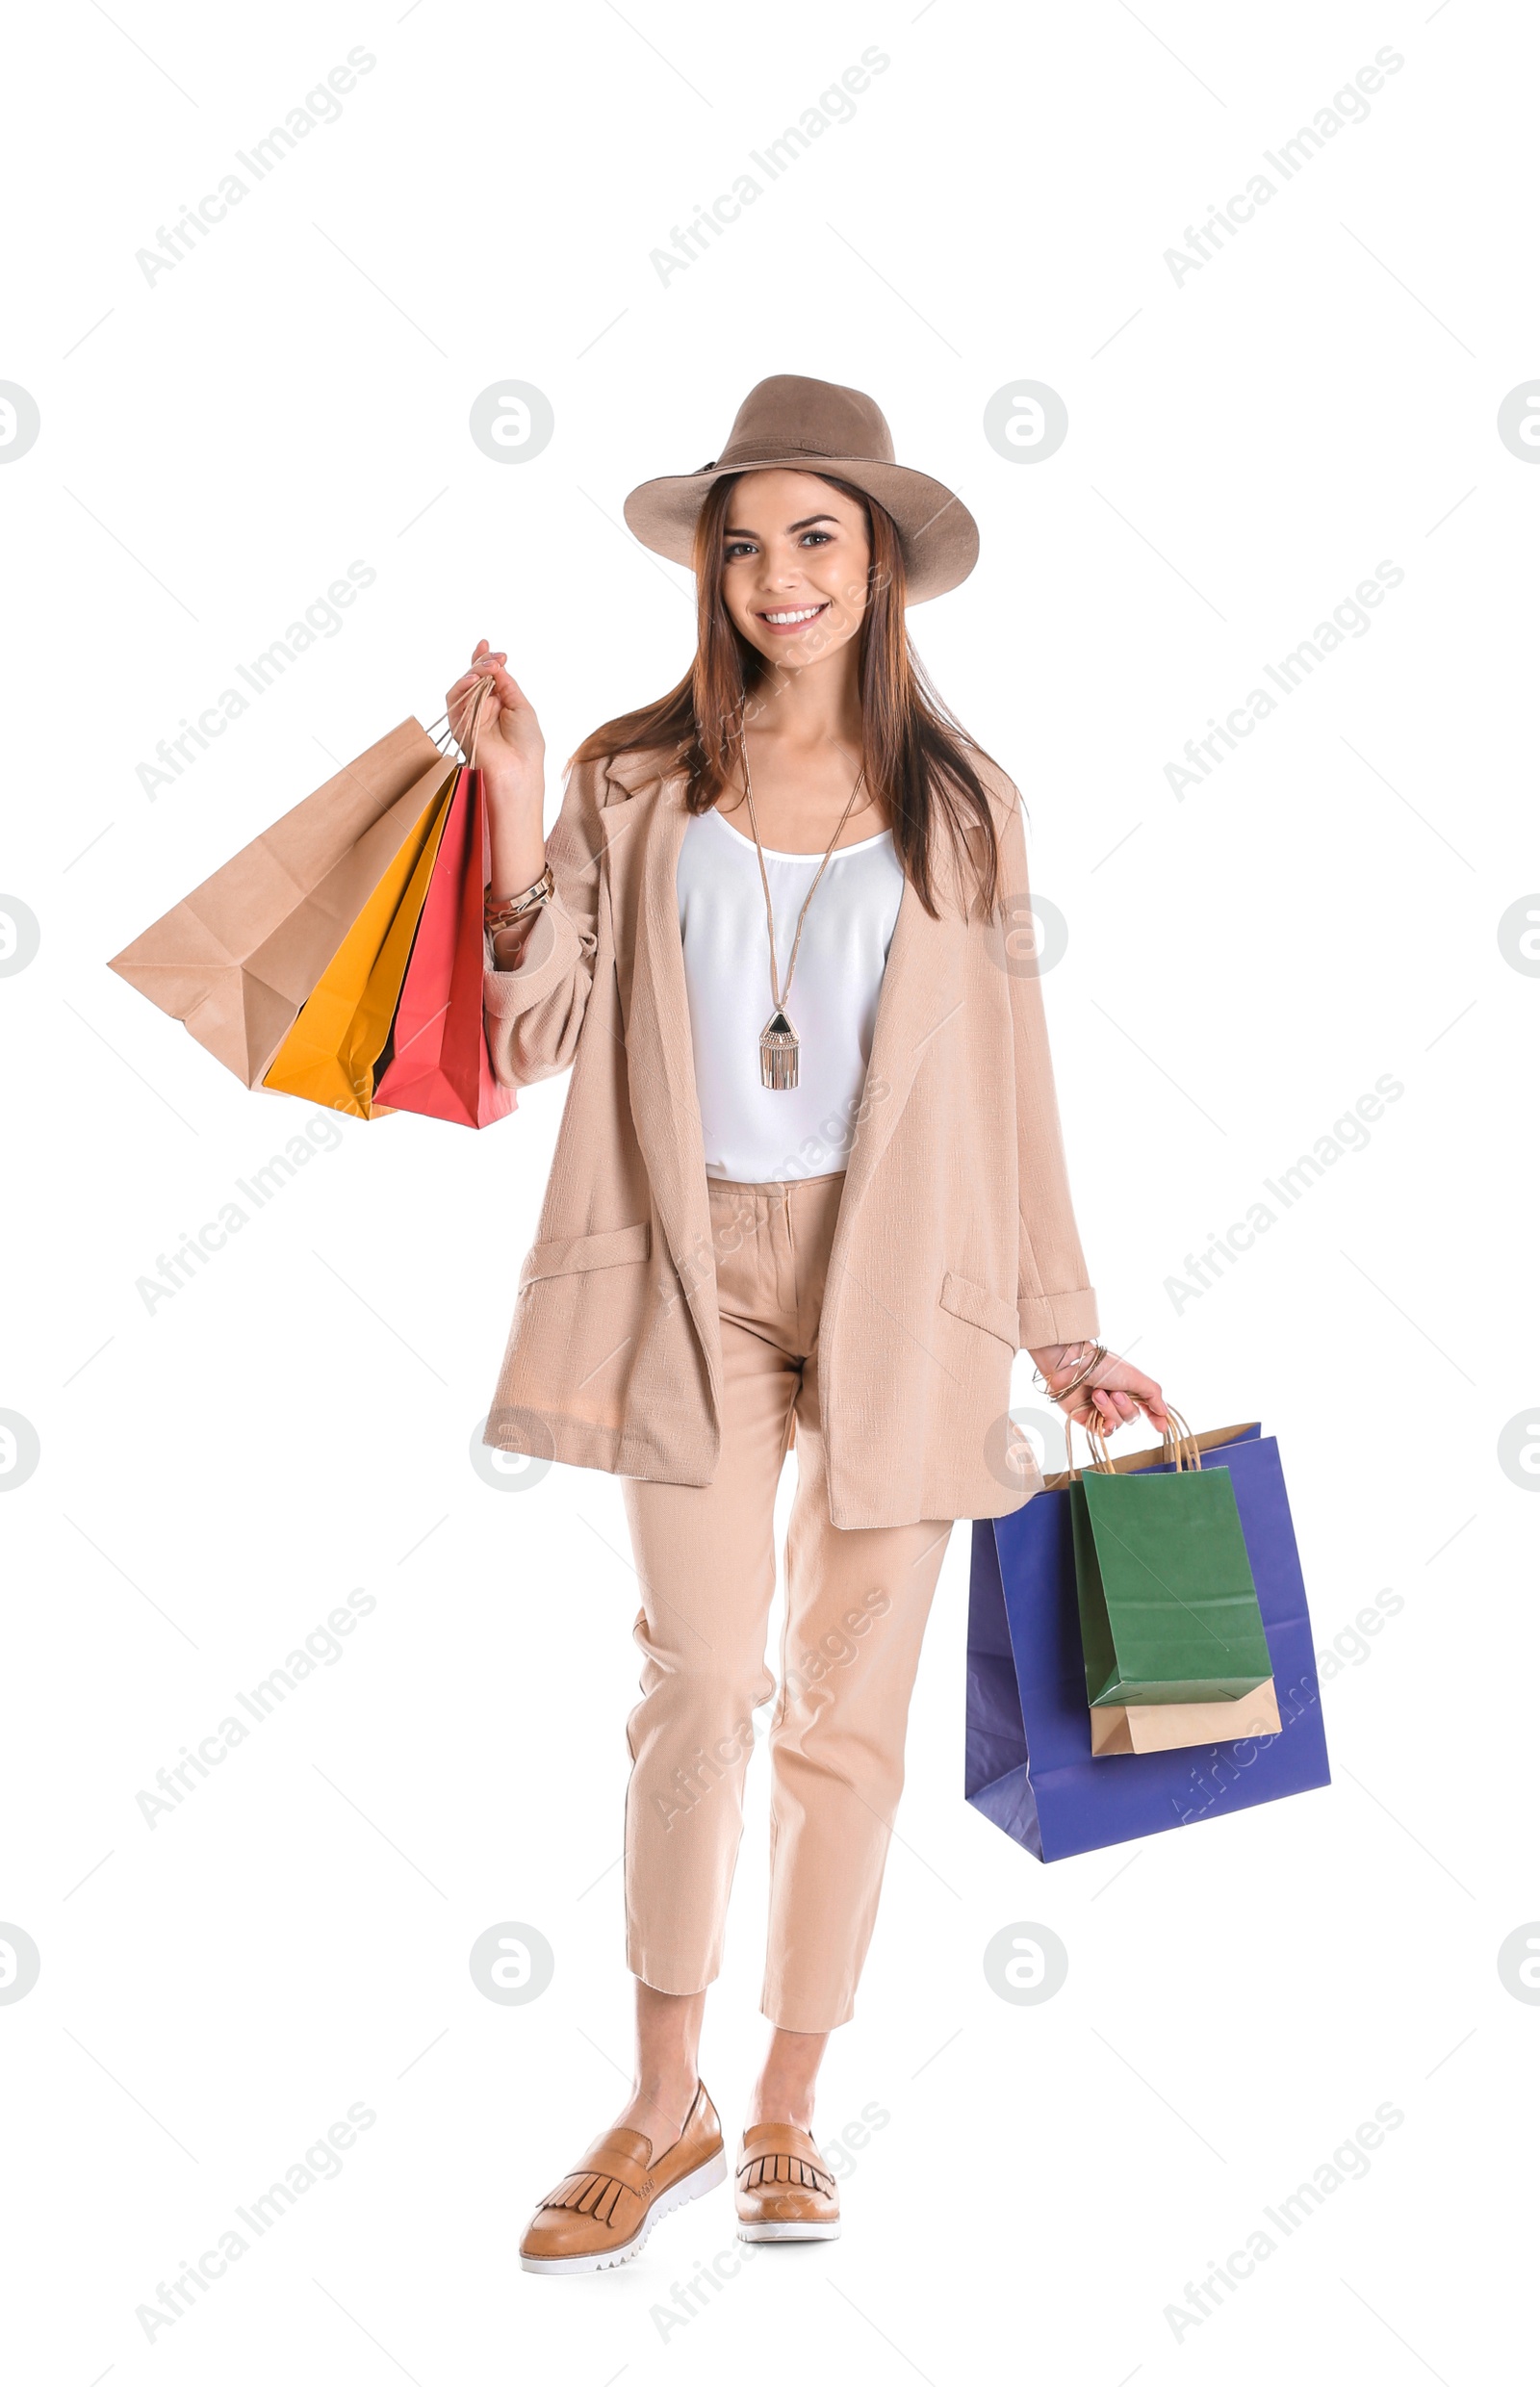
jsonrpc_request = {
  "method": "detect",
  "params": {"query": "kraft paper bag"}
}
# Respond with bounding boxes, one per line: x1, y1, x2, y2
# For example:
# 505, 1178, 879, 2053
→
1090, 1678, 1283, 1758
965, 1423, 1330, 1862
109, 720, 449, 1085
1072, 1445, 1272, 1707
372, 764, 517, 1129
262, 769, 455, 1117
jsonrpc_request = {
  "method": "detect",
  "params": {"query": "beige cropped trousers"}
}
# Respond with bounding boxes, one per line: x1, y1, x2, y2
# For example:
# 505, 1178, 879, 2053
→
622, 1168, 954, 2034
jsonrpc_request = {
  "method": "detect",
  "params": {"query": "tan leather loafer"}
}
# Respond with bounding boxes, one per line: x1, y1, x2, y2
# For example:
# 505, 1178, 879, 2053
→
734, 2122, 841, 2242
519, 2083, 725, 2274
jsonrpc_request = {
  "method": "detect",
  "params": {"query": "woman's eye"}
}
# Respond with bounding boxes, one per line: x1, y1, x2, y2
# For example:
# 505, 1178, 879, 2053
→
800, 531, 832, 547
725, 541, 756, 560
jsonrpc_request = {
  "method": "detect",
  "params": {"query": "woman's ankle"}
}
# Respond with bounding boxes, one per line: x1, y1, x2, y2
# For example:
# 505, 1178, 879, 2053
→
616, 2072, 699, 2151
744, 2084, 817, 2134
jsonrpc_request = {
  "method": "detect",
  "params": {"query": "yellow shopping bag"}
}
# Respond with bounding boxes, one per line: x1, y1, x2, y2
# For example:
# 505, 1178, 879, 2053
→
262, 761, 457, 1117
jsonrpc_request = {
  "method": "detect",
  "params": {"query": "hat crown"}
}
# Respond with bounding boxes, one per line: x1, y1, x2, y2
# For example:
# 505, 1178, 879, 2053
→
716, 373, 895, 472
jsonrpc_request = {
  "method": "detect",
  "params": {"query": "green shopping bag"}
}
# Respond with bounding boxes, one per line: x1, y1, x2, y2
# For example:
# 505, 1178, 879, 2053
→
1071, 1408, 1272, 1707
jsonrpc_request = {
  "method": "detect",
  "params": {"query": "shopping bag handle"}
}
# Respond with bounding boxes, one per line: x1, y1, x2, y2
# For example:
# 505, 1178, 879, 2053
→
424, 673, 496, 769
1079, 1402, 1201, 1476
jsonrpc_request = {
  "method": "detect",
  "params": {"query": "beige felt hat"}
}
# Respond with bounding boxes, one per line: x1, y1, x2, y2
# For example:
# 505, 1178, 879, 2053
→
622, 373, 978, 604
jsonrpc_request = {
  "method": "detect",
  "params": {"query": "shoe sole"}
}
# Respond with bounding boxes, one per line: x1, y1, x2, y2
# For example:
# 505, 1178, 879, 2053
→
520, 2146, 727, 2274
736, 2218, 841, 2242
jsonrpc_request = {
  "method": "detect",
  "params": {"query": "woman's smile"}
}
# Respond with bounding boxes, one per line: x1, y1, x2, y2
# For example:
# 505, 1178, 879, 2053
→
757, 601, 831, 633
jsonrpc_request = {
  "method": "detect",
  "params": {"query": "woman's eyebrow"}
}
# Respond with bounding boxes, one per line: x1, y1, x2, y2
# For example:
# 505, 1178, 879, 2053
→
723, 513, 841, 538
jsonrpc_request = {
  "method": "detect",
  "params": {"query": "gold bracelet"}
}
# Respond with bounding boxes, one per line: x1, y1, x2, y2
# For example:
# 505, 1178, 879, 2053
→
485, 864, 553, 933
1032, 1338, 1087, 1391
1049, 1341, 1109, 1401
1033, 1339, 1092, 1388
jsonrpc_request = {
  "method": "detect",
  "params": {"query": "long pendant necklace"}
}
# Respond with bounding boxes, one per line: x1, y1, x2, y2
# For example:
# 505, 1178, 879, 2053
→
739, 734, 867, 1091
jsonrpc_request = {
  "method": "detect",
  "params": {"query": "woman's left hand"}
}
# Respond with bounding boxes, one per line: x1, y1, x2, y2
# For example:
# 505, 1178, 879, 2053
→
1029, 1345, 1171, 1436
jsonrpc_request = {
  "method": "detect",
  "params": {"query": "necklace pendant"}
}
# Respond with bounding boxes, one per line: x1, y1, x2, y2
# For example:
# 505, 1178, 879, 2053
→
759, 1007, 799, 1091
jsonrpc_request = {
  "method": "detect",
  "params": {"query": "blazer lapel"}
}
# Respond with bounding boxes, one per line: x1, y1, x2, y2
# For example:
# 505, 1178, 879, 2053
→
824, 842, 970, 1296
601, 751, 724, 1418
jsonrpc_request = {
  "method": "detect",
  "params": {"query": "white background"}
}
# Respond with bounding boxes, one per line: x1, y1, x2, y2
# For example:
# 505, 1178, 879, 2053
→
2, 1, 1534, 2378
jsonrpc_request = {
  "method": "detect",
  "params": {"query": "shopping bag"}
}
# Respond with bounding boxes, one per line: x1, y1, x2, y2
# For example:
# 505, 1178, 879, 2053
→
965, 1422, 1330, 1862
1089, 1679, 1281, 1758
261, 761, 457, 1117
109, 720, 449, 1085
372, 762, 517, 1128
1072, 1412, 1271, 1706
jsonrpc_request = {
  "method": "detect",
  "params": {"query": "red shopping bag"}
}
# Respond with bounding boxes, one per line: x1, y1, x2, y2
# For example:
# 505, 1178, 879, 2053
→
373, 764, 516, 1128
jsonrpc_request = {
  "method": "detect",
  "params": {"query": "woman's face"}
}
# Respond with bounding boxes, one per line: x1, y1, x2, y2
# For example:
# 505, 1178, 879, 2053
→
718, 469, 871, 673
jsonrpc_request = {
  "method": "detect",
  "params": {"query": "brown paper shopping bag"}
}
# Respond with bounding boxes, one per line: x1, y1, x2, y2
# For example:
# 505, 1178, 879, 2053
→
1089, 1677, 1282, 1757
109, 719, 449, 1086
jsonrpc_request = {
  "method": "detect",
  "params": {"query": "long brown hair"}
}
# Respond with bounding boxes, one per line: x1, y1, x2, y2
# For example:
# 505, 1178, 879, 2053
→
571, 471, 1004, 920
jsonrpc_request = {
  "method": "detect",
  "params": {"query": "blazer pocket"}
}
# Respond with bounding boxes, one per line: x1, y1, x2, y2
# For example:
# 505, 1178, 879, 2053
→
520, 1220, 652, 1288
938, 1269, 1020, 1350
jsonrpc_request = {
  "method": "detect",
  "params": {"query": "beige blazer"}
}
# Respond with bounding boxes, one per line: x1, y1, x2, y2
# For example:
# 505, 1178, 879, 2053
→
481, 743, 1098, 1529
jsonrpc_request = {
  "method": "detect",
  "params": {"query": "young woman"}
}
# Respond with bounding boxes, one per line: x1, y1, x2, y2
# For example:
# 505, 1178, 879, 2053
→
449, 375, 1168, 2273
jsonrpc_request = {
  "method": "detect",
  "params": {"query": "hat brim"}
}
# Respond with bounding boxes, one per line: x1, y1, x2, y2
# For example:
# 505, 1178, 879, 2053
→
622, 455, 978, 605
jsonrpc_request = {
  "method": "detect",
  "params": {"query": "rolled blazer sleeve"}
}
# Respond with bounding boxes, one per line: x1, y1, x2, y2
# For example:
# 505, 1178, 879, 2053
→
995, 784, 1100, 1349
482, 754, 606, 1088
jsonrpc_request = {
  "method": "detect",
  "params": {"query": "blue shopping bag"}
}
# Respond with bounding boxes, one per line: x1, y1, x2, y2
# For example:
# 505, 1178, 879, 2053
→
966, 1423, 1330, 1862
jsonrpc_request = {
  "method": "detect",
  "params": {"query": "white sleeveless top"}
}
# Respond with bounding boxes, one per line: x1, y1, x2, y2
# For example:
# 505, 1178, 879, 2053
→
676, 805, 905, 1184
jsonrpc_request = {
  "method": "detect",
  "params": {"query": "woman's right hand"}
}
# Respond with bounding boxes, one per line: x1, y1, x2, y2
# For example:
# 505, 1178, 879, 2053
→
452, 642, 551, 959
447, 640, 545, 817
